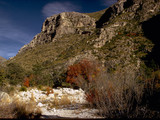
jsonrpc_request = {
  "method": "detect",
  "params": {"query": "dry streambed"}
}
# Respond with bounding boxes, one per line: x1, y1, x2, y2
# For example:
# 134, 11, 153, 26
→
0, 88, 102, 118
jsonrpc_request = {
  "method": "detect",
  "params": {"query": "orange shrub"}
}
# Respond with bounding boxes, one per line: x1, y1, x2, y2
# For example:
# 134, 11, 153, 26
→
46, 87, 54, 96
23, 74, 34, 87
66, 59, 100, 85
24, 77, 30, 87
66, 59, 103, 104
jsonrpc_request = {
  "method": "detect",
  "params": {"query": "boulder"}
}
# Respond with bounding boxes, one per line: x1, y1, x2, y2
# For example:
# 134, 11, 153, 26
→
0, 92, 12, 104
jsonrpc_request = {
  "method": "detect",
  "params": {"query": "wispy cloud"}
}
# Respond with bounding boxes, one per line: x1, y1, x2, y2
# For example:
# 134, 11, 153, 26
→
0, 17, 33, 59
42, 1, 81, 17
0, 19, 32, 44
103, 0, 117, 7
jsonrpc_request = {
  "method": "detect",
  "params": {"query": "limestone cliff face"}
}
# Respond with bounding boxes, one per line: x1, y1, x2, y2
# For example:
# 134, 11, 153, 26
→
18, 12, 96, 53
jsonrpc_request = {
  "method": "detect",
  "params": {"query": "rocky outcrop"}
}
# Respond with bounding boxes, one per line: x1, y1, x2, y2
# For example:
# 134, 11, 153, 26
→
18, 12, 96, 54
97, 0, 160, 28
94, 0, 160, 48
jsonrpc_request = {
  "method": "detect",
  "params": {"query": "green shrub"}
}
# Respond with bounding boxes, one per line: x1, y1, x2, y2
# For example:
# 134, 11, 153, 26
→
6, 63, 25, 85
19, 86, 27, 92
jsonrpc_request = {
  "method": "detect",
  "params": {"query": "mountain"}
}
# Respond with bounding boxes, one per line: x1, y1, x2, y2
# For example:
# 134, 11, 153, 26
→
9, 0, 160, 74
0, 56, 7, 64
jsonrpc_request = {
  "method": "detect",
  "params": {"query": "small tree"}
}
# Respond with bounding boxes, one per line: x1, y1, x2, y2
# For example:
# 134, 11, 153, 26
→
66, 59, 100, 87
6, 63, 25, 85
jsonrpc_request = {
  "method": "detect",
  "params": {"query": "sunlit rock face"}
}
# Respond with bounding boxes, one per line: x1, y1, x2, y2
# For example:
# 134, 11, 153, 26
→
18, 12, 96, 54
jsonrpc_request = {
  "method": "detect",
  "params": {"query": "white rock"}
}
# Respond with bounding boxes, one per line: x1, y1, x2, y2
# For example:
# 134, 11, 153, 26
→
0, 91, 12, 104
37, 102, 44, 107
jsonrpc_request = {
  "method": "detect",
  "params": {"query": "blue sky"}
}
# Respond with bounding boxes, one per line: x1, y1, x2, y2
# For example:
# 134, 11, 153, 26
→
0, 0, 117, 59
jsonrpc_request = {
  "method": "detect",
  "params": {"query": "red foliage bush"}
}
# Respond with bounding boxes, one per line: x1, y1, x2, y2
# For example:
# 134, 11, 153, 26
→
23, 74, 34, 87
66, 59, 99, 85
24, 77, 30, 87
66, 59, 102, 104
46, 87, 54, 96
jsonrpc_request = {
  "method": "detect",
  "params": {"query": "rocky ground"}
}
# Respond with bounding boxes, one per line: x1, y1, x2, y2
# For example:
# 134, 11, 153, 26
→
0, 87, 102, 119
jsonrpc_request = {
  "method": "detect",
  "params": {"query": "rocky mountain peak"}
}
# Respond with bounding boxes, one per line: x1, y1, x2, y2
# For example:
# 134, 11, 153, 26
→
18, 0, 160, 54
18, 12, 96, 54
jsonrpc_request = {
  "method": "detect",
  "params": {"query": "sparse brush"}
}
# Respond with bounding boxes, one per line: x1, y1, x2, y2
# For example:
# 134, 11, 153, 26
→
68, 59, 146, 118
59, 94, 71, 105
50, 94, 72, 108
0, 103, 16, 118
19, 86, 27, 91
13, 100, 41, 119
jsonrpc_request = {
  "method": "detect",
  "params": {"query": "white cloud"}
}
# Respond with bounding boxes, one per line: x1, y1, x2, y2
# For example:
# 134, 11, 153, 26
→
103, 0, 118, 7
42, 1, 81, 17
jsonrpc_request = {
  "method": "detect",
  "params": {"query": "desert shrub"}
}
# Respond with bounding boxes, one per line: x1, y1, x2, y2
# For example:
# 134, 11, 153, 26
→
0, 66, 6, 85
67, 59, 145, 118
51, 69, 67, 88
30, 63, 53, 86
6, 63, 25, 85
66, 59, 100, 89
23, 77, 30, 87
31, 63, 44, 86
0, 66, 8, 91
46, 87, 54, 96
19, 86, 27, 92
37, 85, 42, 90
13, 100, 41, 119
89, 67, 145, 117
0, 99, 41, 119
49, 94, 72, 108
0, 103, 16, 118
23, 74, 34, 87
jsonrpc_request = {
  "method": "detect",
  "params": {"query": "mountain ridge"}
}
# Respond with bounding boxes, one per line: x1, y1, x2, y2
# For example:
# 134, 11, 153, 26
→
8, 0, 160, 74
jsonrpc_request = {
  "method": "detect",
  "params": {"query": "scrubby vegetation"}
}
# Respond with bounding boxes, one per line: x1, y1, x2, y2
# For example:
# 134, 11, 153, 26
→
0, 98, 41, 119
1, 0, 160, 118
65, 59, 160, 118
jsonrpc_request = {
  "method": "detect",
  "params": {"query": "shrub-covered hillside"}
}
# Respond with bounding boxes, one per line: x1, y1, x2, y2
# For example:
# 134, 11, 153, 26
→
1, 0, 160, 118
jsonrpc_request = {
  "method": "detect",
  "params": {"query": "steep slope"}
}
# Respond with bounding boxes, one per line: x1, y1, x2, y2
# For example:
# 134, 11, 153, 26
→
0, 56, 7, 64
9, 0, 160, 75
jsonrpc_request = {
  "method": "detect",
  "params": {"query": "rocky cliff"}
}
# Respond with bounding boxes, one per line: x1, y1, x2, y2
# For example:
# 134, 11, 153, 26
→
18, 12, 96, 53
9, 0, 160, 73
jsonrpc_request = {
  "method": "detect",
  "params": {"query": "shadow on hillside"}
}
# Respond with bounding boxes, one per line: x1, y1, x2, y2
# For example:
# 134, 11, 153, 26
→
96, 0, 133, 28
142, 14, 160, 68
142, 14, 160, 111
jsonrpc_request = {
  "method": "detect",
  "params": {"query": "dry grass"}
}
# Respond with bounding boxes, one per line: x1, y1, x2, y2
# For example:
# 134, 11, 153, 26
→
0, 103, 16, 118
0, 96, 42, 119
49, 94, 72, 109
13, 99, 42, 119
76, 64, 145, 118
